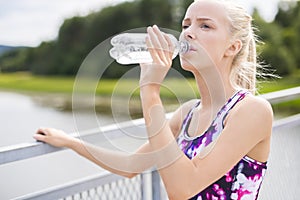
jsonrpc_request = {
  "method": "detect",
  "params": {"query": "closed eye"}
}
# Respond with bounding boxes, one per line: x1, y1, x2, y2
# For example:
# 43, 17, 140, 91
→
200, 24, 211, 29
182, 25, 189, 30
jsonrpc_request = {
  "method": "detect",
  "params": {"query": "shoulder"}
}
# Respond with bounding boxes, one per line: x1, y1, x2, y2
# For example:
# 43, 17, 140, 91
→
169, 99, 199, 137
239, 94, 273, 119
226, 94, 273, 137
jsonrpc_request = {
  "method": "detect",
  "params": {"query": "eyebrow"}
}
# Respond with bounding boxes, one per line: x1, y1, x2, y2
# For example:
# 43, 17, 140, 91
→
182, 16, 216, 23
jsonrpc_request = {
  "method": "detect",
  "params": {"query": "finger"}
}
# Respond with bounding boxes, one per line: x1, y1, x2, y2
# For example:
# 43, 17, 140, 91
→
33, 133, 46, 142
153, 25, 168, 49
146, 29, 161, 63
151, 25, 169, 62
36, 127, 47, 136
36, 129, 45, 135
147, 26, 168, 63
152, 25, 172, 63
163, 33, 175, 60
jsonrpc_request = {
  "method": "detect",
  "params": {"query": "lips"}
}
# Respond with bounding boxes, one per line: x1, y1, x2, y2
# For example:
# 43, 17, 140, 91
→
189, 46, 197, 52
188, 44, 197, 52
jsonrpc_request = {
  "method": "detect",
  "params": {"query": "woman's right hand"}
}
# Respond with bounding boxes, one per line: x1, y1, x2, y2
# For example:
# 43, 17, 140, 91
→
33, 127, 76, 148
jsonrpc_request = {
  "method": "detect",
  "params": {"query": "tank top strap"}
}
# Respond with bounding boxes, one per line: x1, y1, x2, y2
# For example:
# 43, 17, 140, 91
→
182, 100, 201, 127
179, 90, 249, 139
216, 90, 250, 125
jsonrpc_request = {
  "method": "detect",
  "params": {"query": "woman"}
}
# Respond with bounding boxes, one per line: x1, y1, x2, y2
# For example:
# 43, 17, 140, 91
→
34, 0, 273, 199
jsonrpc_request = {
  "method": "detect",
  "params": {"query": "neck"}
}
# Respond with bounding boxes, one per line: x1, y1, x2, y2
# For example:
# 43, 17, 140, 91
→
193, 66, 235, 112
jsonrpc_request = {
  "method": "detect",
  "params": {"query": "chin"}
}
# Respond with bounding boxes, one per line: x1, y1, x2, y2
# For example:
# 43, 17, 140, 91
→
180, 56, 205, 72
180, 56, 194, 68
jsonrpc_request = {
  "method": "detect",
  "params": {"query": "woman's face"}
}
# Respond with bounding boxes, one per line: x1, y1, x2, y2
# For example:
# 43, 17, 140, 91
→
180, 0, 232, 72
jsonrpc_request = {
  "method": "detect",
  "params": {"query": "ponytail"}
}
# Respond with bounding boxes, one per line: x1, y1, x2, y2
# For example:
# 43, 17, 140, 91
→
224, 1, 260, 94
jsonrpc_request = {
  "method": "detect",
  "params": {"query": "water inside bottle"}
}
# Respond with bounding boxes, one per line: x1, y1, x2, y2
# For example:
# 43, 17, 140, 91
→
117, 51, 153, 65
109, 33, 188, 65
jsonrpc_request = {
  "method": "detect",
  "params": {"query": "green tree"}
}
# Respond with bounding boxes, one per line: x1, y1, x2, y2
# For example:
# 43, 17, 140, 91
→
29, 41, 58, 75
253, 9, 297, 76
275, 1, 299, 28
0, 48, 28, 72
54, 16, 88, 75
275, 1, 300, 69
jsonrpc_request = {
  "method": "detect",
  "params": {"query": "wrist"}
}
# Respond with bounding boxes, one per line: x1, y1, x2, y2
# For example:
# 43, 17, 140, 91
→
140, 85, 161, 101
139, 63, 169, 89
66, 137, 82, 150
140, 83, 160, 93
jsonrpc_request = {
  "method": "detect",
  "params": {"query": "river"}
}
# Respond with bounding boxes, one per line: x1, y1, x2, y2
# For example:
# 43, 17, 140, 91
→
0, 91, 126, 147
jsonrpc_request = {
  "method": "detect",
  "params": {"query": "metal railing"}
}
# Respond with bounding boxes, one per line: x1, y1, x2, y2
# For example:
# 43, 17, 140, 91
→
15, 170, 153, 200
1, 86, 300, 200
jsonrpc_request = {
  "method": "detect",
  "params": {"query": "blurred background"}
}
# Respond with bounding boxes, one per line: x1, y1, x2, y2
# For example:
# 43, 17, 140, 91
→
0, 0, 299, 199
0, 0, 299, 145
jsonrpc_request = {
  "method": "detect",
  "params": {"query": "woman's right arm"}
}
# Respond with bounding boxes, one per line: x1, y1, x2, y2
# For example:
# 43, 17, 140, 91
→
33, 100, 195, 178
34, 128, 153, 178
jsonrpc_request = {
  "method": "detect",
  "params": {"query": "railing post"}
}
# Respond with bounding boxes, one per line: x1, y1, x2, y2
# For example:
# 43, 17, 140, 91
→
152, 170, 161, 200
141, 172, 146, 200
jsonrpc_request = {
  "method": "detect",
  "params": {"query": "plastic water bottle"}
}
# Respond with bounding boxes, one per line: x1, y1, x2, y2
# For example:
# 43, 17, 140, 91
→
109, 33, 189, 65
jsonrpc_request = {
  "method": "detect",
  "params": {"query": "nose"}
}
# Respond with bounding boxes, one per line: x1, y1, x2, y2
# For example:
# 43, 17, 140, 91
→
183, 27, 196, 40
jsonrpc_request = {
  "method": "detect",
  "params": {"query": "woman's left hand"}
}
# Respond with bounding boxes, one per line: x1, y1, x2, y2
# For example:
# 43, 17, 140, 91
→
139, 25, 175, 88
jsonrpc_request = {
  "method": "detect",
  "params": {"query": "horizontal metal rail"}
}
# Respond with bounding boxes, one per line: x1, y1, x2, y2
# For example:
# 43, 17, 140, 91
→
273, 113, 300, 128
0, 119, 147, 165
259, 86, 300, 104
1, 86, 300, 165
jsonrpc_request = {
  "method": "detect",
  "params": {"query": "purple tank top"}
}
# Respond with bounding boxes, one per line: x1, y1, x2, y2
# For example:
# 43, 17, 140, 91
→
177, 90, 267, 200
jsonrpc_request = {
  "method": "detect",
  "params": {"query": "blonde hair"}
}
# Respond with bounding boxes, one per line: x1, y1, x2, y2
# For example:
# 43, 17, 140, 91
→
223, 1, 259, 94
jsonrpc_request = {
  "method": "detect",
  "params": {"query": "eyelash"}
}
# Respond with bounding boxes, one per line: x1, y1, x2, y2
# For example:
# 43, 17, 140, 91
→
182, 24, 211, 30
200, 24, 210, 29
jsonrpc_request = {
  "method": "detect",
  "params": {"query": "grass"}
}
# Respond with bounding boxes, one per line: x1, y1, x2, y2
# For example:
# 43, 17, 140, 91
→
0, 72, 199, 98
0, 71, 299, 95
0, 72, 74, 93
272, 99, 300, 117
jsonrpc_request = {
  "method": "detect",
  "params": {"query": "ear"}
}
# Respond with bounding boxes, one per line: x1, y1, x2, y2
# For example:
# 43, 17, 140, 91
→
225, 39, 242, 57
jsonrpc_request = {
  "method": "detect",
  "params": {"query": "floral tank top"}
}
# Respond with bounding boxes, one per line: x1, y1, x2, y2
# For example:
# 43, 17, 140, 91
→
177, 90, 267, 200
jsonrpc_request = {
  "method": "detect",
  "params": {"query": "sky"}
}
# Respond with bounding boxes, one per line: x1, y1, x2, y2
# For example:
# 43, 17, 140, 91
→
0, 0, 283, 47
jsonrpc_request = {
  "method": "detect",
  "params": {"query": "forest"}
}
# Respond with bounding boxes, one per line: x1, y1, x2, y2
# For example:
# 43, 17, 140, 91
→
0, 0, 299, 78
